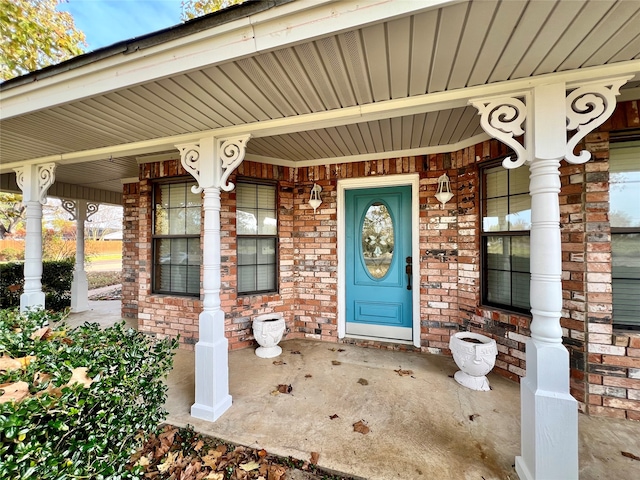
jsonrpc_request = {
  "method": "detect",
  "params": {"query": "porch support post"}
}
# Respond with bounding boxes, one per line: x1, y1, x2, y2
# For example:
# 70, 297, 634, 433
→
61, 199, 92, 313
13, 163, 56, 312
176, 134, 251, 422
471, 77, 627, 480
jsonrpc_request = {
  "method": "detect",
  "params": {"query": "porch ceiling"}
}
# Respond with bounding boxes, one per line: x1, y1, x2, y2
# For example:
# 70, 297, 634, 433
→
1, 0, 640, 196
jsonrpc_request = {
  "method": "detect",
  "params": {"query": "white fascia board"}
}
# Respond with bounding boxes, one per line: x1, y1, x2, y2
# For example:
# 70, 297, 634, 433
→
245, 132, 490, 167
0, 0, 454, 119
2, 60, 639, 173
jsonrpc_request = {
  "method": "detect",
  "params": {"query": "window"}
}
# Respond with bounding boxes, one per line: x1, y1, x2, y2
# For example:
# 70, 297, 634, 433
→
152, 181, 201, 296
481, 163, 531, 313
610, 141, 640, 328
236, 182, 277, 294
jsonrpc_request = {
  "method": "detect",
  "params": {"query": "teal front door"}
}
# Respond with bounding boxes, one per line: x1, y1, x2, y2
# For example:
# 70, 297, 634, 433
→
345, 186, 413, 341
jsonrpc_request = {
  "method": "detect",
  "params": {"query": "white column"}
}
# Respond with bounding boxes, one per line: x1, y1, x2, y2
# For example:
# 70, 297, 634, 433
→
190, 186, 232, 420
176, 133, 251, 422
13, 163, 56, 312
62, 199, 90, 313
471, 77, 627, 480
517, 83, 577, 480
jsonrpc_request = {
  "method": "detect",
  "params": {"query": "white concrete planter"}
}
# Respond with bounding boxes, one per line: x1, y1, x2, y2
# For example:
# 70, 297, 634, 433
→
252, 313, 285, 358
449, 332, 498, 391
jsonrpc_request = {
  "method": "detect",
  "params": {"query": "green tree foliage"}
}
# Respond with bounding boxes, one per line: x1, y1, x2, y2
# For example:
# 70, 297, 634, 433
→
181, 0, 245, 21
0, 0, 86, 81
0, 193, 25, 239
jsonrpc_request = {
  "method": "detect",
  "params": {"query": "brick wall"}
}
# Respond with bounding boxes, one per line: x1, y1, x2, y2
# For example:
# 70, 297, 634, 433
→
121, 181, 139, 319
120, 102, 639, 420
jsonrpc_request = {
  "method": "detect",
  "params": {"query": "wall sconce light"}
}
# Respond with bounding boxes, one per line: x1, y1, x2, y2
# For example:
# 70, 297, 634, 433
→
309, 183, 322, 213
435, 173, 454, 207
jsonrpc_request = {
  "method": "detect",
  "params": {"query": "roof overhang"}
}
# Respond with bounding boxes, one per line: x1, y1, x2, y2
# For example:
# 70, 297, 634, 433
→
1, 0, 640, 203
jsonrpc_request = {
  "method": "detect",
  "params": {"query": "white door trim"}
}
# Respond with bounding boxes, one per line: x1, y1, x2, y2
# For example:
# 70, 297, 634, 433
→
337, 174, 421, 348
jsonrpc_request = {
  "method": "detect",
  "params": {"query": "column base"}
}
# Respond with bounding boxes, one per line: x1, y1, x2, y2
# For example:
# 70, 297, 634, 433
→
190, 310, 232, 422
517, 340, 578, 480
20, 291, 45, 313
71, 270, 89, 313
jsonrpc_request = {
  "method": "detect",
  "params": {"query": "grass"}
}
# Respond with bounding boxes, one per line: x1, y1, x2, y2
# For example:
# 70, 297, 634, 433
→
87, 270, 121, 289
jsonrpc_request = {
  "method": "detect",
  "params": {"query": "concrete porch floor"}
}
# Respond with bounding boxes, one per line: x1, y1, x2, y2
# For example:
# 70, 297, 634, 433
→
68, 301, 640, 480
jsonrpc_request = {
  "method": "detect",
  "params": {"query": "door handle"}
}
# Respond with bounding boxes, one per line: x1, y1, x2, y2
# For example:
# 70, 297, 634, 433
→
405, 256, 412, 290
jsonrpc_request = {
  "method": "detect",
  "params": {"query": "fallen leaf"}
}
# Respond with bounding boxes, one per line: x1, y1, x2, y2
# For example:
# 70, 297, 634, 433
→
18, 356, 36, 368
394, 368, 413, 376
67, 367, 93, 388
0, 381, 30, 403
135, 455, 151, 467
622, 451, 640, 461
277, 384, 292, 394
201, 452, 221, 468
310, 452, 320, 464
157, 451, 178, 473
204, 472, 224, 480
331, 360, 341, 366
290, 351, 301, 355
329, 414, 339, 420
258, 449, 268, 458
33, 372, 52, 386
357, 378, 369, 386
328, 348, 336, 352
194, 439, 205, 451
469, 414, 480, 422
270, 390, 280, 396
239, 461, 260, 471
337, 348, 345, 352
304, 374, 312, 378
272, 360, 285, 366
0, 356, 22, 371
30, 326, 51, 341
353, 420, 370, 435
267, 465, 287, 480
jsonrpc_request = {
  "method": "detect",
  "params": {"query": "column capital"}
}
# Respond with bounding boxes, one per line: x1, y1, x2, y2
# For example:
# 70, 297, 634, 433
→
14, 163, 57, 204
469, 76, 630, 169
176, 134, 251, 193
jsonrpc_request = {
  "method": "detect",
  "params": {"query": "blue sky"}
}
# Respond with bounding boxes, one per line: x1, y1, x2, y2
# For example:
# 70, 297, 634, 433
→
59, 0, 185, 51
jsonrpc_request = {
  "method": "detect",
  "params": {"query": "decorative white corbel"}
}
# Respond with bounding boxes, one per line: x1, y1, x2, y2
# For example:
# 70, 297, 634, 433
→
218, 134, 251, 191
61, 199, 77, 220
177, 143, 202, 192
469, 94, 531, 169
565, 77, 630, 164
14, 163, 56, 204
86, 202, 99, 222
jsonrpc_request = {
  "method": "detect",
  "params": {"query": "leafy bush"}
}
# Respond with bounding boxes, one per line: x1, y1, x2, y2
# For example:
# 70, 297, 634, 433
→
0, 260, 74, 310
0, 308, 178, 479
0, 247, 24, 261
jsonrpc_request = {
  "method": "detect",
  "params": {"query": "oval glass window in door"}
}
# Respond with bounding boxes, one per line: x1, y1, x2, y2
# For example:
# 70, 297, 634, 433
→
361, 202, 394, 279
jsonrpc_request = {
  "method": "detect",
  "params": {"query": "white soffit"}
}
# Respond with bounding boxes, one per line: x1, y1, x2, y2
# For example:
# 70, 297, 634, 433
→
1, 0, 640, 174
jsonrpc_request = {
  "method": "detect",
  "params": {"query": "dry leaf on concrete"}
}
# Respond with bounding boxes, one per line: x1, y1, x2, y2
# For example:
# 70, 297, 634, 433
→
0, 381, 30, 403
277, 384, 292, 394
272, 360, 285, 366
331, 360, 341, 366
290, 351, 301, 355
304, 374, 312, 378
394, 368, 413, 376
357, 378, 369, 386
310, 452, 320, 464
622, 451, 640, 461
469, 414, 480, 422
329, 413, 339, 420
353, 420, 370, 435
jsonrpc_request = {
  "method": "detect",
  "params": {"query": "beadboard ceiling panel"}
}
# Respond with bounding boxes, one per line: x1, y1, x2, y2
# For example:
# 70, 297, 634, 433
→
1, 0, 639, 198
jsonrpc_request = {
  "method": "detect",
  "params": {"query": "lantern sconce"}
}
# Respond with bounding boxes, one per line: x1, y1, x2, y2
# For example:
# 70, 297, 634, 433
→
435, 173, 454, 208
309, 183, 322, 213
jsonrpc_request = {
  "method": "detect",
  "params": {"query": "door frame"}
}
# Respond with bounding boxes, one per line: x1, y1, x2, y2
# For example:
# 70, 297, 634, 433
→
337, 174, 421, 347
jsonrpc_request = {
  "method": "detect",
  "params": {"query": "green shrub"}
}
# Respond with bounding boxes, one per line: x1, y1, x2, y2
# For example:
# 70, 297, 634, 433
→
0, 308, 178, 479
0, 260, 74, 310
0, 247, 24, 262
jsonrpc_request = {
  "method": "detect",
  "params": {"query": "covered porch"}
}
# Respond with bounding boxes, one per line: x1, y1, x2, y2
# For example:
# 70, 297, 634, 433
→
68, 302, 640, 480
3, 1, 640, 478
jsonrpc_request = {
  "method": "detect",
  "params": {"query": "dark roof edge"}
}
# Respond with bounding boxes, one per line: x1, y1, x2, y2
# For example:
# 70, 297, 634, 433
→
0, 0, 294, 91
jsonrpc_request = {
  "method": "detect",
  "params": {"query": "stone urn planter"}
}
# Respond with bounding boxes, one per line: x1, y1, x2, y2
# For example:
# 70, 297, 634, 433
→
449, 332, 498, 391
252, 313, 285, 358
